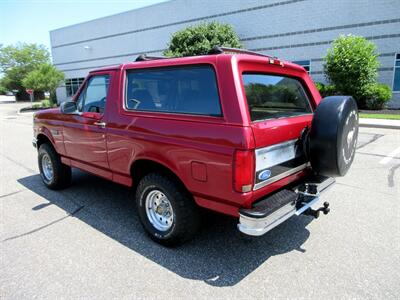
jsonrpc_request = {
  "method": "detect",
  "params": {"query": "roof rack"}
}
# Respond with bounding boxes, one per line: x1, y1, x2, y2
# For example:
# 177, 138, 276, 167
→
134, 46, 277, 62
135, 54, 166, 62
208, 45, 276, 59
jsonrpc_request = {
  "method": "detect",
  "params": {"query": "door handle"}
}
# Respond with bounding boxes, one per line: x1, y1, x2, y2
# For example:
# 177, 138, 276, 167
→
94, 121, 106, 128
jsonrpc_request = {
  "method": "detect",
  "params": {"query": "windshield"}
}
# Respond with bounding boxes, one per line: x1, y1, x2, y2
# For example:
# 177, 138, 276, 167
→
242, 73, 312, 122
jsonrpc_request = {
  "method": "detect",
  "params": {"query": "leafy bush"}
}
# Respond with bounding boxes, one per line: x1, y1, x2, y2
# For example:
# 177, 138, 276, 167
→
41, 99, 53, 107
314, 82, 337, 98
31, 103, 42, 109
323, 85, 337, 97
364, 83, 392, 110
314, 82, 324, 92
323, 35, 379, 108
164, 22, 242, 57
31, 99, 55, 109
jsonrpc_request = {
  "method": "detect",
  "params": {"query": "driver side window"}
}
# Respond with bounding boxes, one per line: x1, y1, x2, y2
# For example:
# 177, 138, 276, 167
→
77, 75, 110, 113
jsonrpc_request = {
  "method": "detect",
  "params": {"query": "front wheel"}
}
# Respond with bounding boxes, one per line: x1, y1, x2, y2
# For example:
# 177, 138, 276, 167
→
135, 172, 200, 246
38, 143, 72, 190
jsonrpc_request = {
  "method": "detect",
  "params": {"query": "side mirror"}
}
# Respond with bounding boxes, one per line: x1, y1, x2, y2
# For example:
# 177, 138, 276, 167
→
60, 101, 78, 114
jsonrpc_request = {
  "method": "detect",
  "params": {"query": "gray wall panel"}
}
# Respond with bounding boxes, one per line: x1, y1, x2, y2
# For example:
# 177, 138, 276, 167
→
50, 0, 400, 107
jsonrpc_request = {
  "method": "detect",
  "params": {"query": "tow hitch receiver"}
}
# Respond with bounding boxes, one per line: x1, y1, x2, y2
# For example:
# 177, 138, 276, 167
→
238, 176, 335, 236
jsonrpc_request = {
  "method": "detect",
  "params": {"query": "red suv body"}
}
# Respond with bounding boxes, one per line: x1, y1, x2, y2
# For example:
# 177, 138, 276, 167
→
33, 49, 358, 245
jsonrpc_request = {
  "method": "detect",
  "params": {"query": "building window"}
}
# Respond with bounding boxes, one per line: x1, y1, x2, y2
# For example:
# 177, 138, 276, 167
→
65, 78, 85, 97
292, 60, 311, 73
393, 53, 400, 92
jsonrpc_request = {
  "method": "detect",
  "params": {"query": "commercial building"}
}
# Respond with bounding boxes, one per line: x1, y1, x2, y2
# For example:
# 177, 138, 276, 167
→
50, 0, 400, 107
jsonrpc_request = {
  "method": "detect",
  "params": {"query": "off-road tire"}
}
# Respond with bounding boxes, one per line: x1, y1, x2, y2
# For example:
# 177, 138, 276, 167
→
38, 143, 72, 190
309, 96, 359, 177
136, 172, 200, 246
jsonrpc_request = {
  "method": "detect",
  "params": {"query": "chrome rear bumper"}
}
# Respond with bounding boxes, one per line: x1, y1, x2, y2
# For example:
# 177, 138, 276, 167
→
238, 176, 335, 236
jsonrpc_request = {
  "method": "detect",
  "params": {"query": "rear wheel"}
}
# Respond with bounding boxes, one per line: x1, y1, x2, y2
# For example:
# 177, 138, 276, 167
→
38, 143, 72, 189
135, 172, 200, 246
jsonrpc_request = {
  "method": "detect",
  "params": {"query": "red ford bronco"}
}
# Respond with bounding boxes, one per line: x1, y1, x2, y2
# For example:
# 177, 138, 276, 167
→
33, 47, 358, 245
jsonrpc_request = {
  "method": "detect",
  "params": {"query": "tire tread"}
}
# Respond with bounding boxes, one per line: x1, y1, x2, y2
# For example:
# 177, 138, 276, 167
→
136, 172, 200, 246
38, 143, 71, 190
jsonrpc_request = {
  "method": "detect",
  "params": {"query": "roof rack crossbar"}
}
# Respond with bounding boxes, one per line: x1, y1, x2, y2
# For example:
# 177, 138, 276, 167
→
208, 46, 276, 59
135, 46, 276, 62
135, 54, 166, 62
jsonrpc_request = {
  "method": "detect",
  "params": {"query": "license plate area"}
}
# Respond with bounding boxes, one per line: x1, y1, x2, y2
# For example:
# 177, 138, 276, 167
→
254, 139, 307, 190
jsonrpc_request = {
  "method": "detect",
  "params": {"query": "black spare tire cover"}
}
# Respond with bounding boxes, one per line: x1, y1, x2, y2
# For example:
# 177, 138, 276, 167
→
309, 96, 358, 177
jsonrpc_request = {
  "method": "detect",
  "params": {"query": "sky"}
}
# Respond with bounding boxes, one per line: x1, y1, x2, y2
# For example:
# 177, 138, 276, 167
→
0, 0, 167, 51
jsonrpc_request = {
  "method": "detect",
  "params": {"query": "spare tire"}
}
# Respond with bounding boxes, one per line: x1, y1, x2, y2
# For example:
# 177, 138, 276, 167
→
308, 96, 358, 177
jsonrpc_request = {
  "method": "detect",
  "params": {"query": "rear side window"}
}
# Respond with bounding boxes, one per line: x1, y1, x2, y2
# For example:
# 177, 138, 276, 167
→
125, 65, 221, 116
242, 73, 312, 122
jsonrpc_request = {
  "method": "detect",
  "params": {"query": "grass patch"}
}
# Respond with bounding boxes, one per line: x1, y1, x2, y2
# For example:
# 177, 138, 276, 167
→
359, 113, 400, 120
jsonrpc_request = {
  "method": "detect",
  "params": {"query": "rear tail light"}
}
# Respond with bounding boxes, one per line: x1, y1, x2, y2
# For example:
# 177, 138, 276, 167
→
233, 150, 255, 193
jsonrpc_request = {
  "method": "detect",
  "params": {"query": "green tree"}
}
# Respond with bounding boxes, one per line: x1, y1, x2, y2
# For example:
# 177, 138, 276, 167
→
22, 63, 64, 101
323, 35, 380, 108
0, 43, 50, 98
0, 83, 7, 95
164, 22, 242, 57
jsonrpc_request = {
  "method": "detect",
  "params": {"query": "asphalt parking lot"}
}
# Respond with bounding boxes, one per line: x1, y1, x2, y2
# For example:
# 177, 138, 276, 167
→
1, 102, 399, 299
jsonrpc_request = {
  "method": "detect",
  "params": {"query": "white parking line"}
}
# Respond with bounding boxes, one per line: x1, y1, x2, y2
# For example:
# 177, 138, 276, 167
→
379, 145, 400, 165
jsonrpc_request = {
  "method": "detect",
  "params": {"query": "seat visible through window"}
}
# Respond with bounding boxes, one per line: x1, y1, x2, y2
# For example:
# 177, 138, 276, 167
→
131, 88, 156, 110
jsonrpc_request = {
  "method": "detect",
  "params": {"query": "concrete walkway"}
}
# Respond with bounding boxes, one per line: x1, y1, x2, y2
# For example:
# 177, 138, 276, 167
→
0, 95, 16, 103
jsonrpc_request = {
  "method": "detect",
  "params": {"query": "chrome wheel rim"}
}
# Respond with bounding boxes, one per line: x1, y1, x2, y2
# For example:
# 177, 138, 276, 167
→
41, 154, 54, 181
145, 190, 174, 231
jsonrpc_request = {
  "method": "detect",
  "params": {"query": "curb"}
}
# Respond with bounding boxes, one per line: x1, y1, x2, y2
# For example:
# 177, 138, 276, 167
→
359, 118, 400, 130
359, 123, 400, 130
0, 101, 17, 104
17, 109, 35, 116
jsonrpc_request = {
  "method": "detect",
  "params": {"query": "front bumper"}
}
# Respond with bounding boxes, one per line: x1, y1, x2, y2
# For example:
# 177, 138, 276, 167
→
32, 138, 38, 148
238, 175, 335, 236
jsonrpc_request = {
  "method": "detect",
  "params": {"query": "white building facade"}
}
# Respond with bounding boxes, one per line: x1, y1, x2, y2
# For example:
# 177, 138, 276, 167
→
50, 0, 400, 108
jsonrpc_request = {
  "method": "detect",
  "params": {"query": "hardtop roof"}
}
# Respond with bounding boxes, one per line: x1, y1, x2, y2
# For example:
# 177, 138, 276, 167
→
89, 53, 305, 73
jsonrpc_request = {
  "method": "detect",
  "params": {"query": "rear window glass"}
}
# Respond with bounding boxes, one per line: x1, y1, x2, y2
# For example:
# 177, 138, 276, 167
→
242, 73, 312, 122
125, 65, 221, 116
